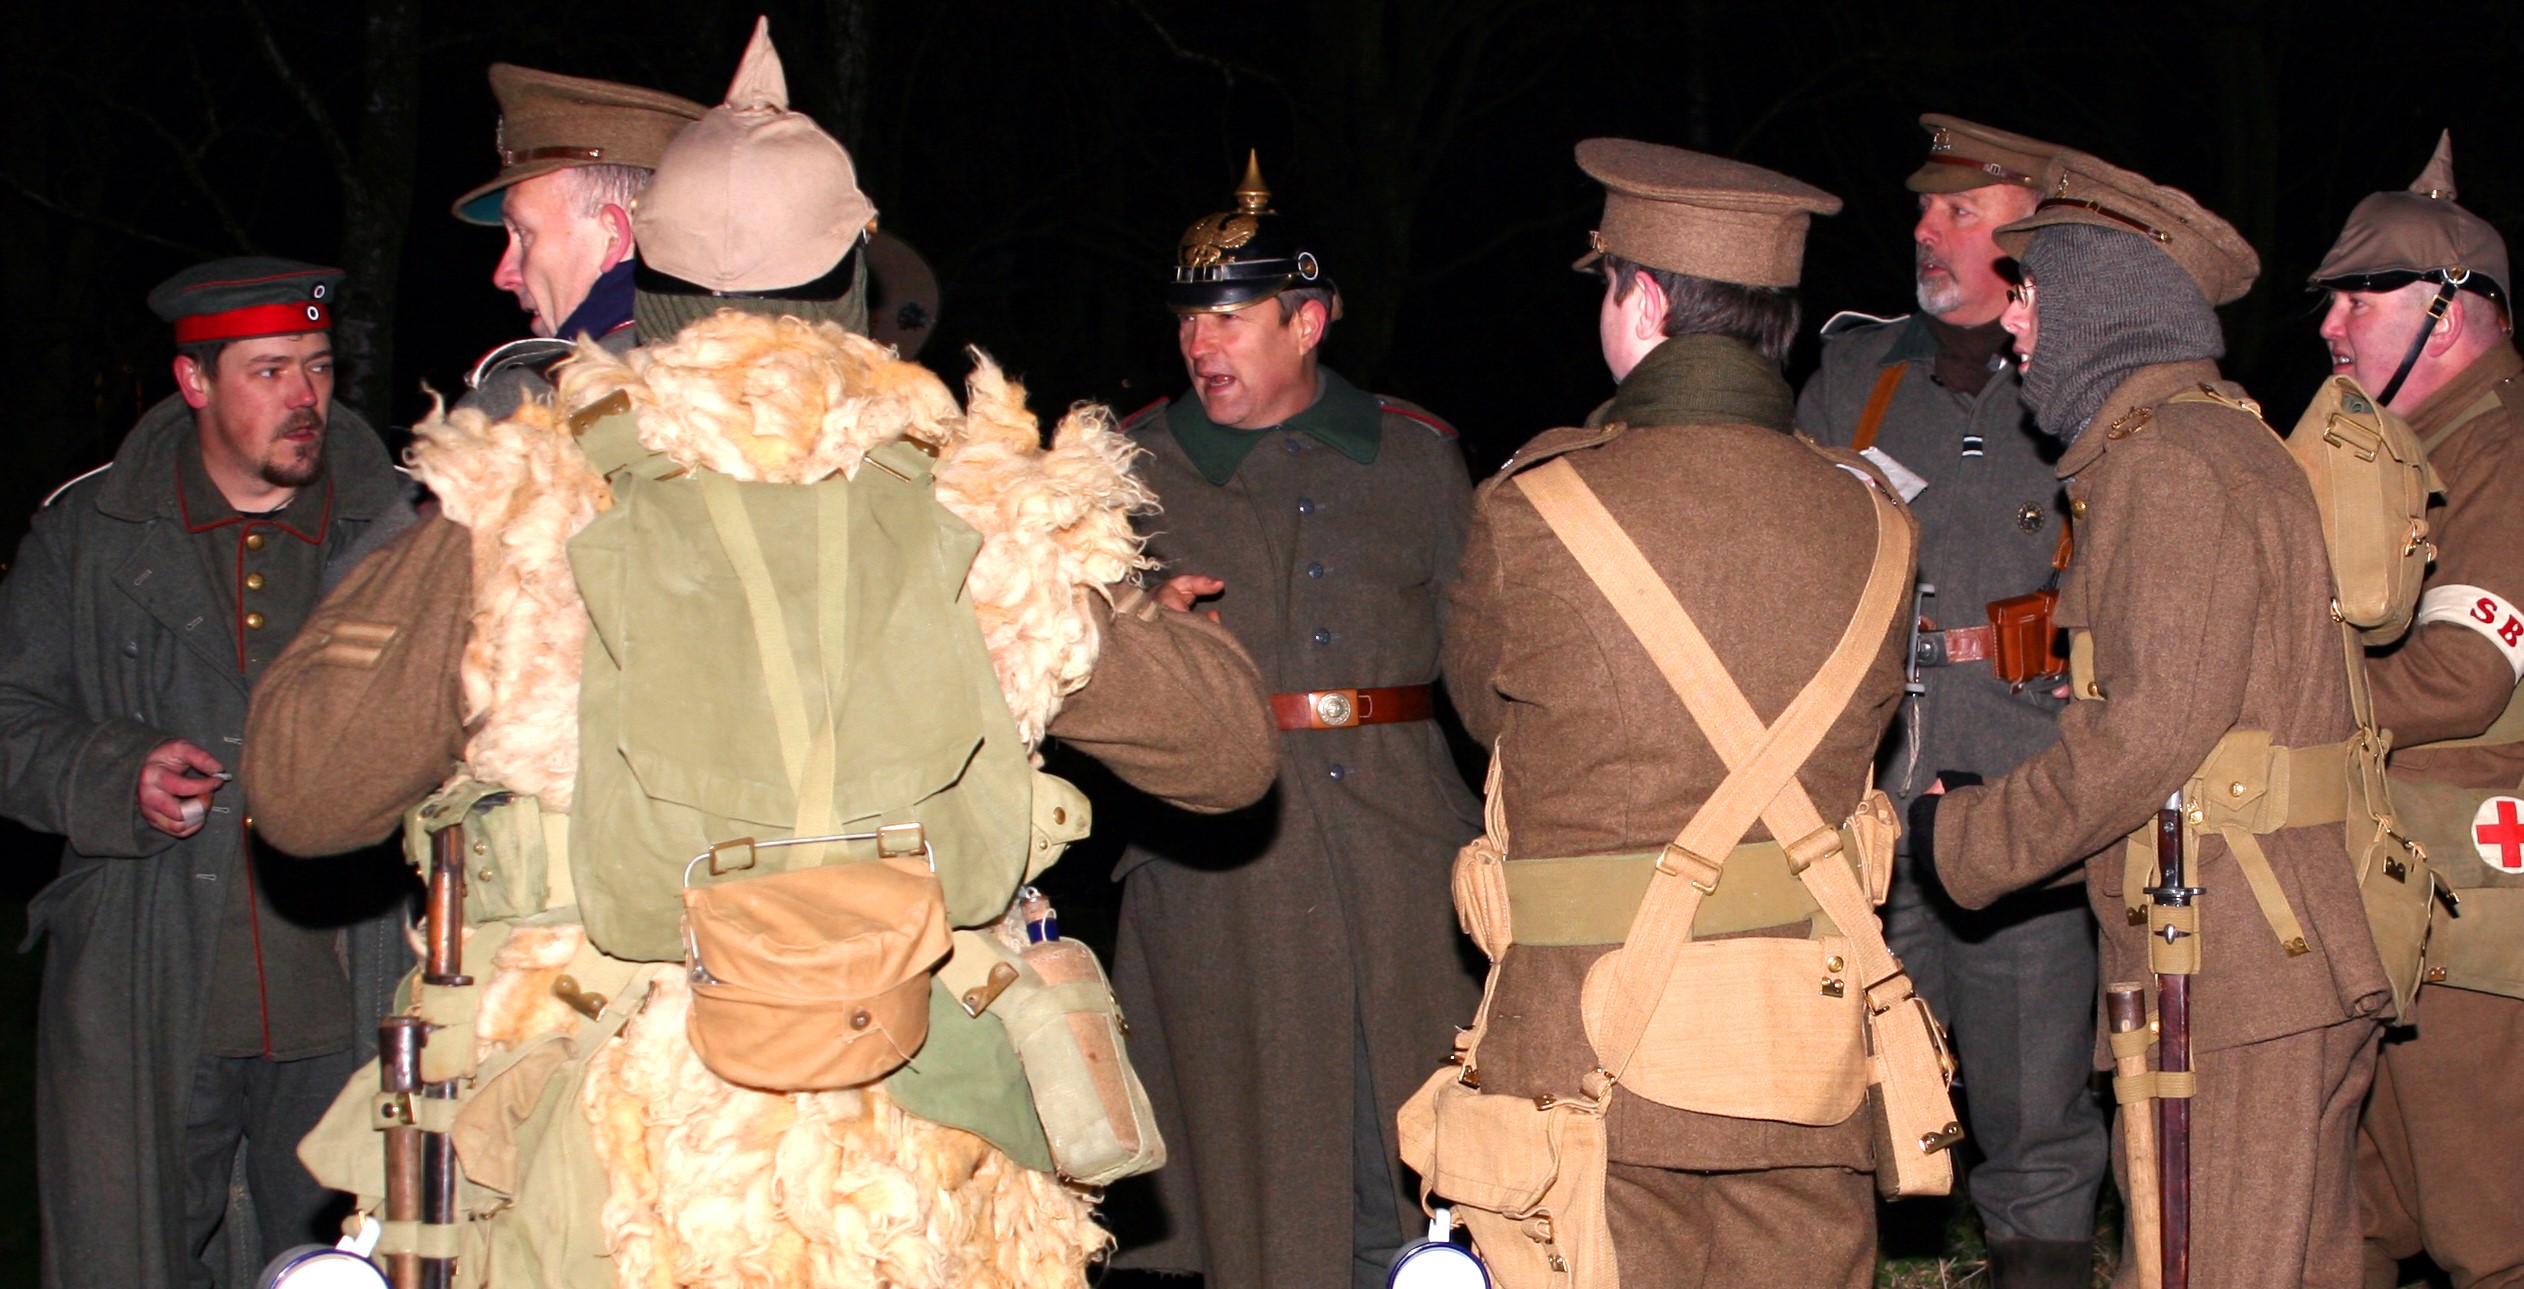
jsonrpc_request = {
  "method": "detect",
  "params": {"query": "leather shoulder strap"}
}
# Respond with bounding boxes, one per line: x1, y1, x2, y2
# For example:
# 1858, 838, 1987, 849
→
1851, 364, 1906, 452
1514, 458, 1913, 1081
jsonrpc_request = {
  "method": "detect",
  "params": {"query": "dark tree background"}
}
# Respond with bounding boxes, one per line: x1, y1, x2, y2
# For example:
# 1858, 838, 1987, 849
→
1, 0, 2520, 1277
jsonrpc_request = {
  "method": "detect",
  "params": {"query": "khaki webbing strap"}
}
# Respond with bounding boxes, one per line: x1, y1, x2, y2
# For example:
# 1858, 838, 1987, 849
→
375, 1219, 464, 1258
699, 473, 848, 862
1852, 364, 1906, 452
1514, 458, 1912, 1085
2113, 1070, 2196, 1105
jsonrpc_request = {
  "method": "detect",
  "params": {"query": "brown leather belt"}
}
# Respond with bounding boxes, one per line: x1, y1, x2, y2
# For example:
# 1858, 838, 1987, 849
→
1269, 685, 1435, 730
1915, 625, 1993, 667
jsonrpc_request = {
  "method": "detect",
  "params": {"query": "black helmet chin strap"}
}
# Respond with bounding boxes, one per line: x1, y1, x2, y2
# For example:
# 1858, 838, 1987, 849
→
2378, 267, 2470, 405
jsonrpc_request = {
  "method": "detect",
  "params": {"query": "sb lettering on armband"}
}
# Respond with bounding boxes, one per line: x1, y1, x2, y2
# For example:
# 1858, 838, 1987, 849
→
2416, 583, 2524, 682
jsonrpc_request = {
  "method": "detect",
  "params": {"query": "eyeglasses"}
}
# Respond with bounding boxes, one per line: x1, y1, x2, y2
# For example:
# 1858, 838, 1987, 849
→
2007, 280, 2036, 308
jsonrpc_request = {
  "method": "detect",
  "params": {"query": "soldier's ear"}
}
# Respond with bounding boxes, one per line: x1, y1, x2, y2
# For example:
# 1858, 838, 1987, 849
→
599, 203, 637, 272
1292, 297, 1331, 354
173, 354, 213, 410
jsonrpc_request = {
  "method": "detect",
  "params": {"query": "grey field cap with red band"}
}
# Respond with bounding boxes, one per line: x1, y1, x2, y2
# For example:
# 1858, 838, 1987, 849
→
1995, 150, 2261, 307
2311, 131, 2510, 305
633, 17, 877, 295
450, 66, 706, 225
1572, 138, 1841, 289
1907, 114, 2063, 194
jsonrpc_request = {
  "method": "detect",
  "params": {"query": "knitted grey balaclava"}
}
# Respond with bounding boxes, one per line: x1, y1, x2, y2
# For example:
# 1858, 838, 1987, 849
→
2018, 223, 2225, 440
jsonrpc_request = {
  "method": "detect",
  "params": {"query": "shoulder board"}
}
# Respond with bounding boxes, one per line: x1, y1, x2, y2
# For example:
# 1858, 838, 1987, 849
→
1118, 397, 1169, 432
467, 337, 578, 392
1379, 400, 1458, 438
41, 462, 112, 508
1820, 309, 1909, 340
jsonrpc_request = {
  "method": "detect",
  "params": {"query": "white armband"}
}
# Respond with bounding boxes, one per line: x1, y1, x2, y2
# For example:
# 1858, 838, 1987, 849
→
2415, 583, 2524, 683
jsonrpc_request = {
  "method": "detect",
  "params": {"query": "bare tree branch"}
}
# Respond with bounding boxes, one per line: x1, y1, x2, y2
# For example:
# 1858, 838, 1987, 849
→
1119, 0, 1279, 88
0, 170, 223, 259
237, 0, 354, 178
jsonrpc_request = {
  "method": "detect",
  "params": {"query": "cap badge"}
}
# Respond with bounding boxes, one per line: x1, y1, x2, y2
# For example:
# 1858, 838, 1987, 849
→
1929, 127, 1953, 153
1180, 212, 1260, 270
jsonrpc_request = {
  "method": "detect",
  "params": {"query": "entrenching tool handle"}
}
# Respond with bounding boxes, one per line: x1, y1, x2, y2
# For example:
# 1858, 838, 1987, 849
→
2105, 983, 2162, 1289
2151, 797, 2193, 1289
377, 1018, 425, 1289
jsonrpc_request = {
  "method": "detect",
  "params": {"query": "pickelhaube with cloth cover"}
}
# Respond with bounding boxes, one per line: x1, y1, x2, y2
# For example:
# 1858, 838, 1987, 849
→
1570, 137, 1842, 288
147, 256, 342, 342
2310, 131, 2512, 402
1907, 114, 2061, 194
1167, 152, 1339, 315
630, 16, 879, 336
450, 65, 705, 225
1994, 149, 2261, 307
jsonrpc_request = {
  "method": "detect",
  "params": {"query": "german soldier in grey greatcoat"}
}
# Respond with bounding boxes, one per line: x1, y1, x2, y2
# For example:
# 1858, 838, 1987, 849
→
1102, 155, 1482, 1289
1796, 116, 2106, 1289
0, 259, 414, 1287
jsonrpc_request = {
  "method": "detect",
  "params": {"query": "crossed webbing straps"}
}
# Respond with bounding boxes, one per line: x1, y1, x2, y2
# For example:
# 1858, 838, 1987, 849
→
1512, 457, 1914, 1089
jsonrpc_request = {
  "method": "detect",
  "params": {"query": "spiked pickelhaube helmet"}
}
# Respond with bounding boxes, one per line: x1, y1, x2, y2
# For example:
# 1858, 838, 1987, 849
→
1167, 152, 1339, 315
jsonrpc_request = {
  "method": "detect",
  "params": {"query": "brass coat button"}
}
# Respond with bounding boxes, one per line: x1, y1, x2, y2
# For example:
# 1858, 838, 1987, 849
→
244, 533, 266, 551
244, 612, 266, 630
244, 572, 265, 591
2070, 498, 2089, 520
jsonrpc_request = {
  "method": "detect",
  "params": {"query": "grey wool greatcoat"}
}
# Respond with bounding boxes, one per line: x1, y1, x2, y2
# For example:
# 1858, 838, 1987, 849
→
1103, 367, 1485, 1288
0, 395, 413, 1289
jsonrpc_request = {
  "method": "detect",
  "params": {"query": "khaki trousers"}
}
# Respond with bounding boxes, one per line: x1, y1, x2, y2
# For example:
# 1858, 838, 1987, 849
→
1602, 1162, 1874, 1289
2359, 986, 2524, 1289
2111, 1018, 2380, 1289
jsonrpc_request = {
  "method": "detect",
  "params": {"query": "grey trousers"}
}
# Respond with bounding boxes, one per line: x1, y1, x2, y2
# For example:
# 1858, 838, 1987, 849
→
1885, 847, 2110, 1242
182, 1048, 357, 1288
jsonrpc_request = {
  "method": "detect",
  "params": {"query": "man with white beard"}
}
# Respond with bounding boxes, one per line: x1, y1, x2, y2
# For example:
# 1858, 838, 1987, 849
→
1795, 115, 2104, 1289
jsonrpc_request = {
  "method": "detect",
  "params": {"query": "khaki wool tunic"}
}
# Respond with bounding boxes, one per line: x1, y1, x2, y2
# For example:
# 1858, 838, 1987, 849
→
1441, 335, 1908, 1286
1930, 360, 2393, 1289
1103, 367, 1483, 1288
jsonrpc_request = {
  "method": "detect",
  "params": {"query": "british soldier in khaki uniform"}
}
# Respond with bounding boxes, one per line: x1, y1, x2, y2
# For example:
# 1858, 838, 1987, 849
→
1918, 153, 2394, 1288
2308, 132, 2524, 1289
1100, 157, 1482, 1289
1433, 139, 1921, 1288
447, 66, 705, 417
1797, 117, 2106, 1289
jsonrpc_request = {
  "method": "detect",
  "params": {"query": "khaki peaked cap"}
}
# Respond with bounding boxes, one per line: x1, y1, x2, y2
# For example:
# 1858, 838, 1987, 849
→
1908, 114, 2062, 194
1995, 150, 2260, 306
2311, 131, 2509, 303
452, 65, 706, 224
1575, 139, 1841, 288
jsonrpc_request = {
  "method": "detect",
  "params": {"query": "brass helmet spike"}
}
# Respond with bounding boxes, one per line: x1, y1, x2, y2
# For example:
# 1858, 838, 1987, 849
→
1236, 150, 1273, 214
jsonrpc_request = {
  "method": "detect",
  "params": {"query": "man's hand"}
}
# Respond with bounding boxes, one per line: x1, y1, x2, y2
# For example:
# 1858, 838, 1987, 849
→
138, 739, 226, 838
1155, 574, 1227, 623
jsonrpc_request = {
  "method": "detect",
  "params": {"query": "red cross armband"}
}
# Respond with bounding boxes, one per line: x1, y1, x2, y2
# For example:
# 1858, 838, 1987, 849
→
2416, 584, 2524, 684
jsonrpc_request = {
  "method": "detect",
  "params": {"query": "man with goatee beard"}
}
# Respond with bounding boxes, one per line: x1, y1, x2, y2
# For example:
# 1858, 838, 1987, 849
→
1796, 116, 2104, 1289
0, 257, 413, 1288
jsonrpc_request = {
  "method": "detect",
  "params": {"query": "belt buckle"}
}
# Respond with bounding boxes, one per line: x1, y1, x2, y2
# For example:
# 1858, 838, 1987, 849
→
1312, 689, 1359, 728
